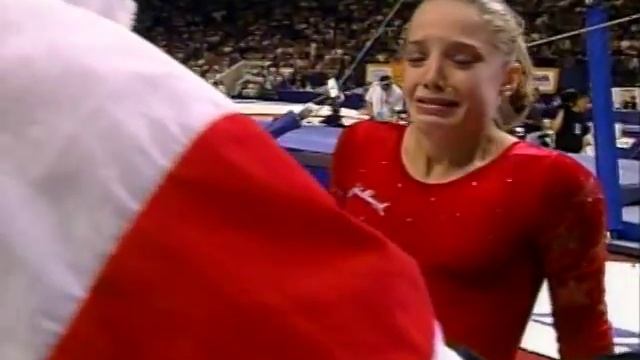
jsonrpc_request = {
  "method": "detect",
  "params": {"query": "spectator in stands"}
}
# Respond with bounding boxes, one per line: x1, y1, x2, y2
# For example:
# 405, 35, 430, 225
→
518, 88, 563, 135
134, 0, 640, 92
553, 89, 592, 153
291, 72, 312, 90
211, 79, 228, 95
365, 75, 404, 121
235, 68, 266, 97
622, 94, 638, 111
332, 1, 612, 359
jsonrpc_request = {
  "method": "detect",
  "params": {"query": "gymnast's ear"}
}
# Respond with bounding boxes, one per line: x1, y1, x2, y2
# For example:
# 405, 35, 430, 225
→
506, 37, 535, 116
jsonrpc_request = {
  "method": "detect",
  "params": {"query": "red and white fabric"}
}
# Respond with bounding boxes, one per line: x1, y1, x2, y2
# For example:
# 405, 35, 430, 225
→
0, 1, 461, 359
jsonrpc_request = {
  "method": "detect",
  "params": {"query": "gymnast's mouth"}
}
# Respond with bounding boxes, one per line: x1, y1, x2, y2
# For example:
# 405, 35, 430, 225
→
414, 96, 461, 117
416, 96, 460, 107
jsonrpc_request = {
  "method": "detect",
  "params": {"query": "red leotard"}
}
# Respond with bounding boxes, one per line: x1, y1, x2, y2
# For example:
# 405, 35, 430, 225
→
332, 121, 613, 360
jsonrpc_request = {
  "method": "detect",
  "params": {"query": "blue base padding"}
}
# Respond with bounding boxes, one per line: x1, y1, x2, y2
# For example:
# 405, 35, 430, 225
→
262, 111, 302, 138
615, 111, 640, 125
277, 126, 342, 153
586, 4, 625, 234
620, 223, 640, 242
304, 166, 331, 188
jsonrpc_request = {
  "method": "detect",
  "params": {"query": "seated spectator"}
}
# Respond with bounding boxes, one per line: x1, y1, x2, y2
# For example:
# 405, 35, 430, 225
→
212, 79, 228, 95
553, 89, 592, 153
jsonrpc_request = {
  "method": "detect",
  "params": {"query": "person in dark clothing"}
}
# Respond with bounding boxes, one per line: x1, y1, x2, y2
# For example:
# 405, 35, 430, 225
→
553, 89, 592, 153
321, 101, 346, 128
622, 95, 638, 111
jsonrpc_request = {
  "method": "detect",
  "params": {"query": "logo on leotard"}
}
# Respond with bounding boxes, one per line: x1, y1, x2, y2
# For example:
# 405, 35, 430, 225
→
347, 185, 390, 216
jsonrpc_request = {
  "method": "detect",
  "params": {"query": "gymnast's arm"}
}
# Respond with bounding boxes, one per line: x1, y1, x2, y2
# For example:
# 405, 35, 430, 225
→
536, 154, 613, 359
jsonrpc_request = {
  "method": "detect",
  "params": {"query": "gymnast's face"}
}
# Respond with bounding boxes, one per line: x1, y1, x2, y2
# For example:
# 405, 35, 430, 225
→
575, 96, 591, 113
403, 0, 518, 133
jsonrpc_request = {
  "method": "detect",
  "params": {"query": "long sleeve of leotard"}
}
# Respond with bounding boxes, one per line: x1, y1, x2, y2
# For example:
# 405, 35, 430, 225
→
536, 155, 613, 359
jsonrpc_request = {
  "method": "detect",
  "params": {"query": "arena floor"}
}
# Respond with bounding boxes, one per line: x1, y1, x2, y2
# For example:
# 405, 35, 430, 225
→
520, 258, 639, 358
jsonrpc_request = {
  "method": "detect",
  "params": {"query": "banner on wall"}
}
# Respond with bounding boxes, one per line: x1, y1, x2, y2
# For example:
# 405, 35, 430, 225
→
366, 62, 404, 86
531, 67, 560, 94
612, 87, 639, 111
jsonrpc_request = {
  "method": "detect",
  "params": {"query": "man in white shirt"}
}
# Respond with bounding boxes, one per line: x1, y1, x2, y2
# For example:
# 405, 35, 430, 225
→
365, 75, 404, 121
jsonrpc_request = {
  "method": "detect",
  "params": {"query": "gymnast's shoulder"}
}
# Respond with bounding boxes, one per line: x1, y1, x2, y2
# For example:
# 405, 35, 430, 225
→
510, 141, 594, 174
509, 141, 600, 197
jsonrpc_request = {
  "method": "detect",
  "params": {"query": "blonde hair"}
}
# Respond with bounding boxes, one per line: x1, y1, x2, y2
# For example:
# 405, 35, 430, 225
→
419, 0, 536, 125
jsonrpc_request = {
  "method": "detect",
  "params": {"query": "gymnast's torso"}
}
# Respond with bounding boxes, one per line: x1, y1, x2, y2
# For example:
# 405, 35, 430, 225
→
331, 120, 612, 360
